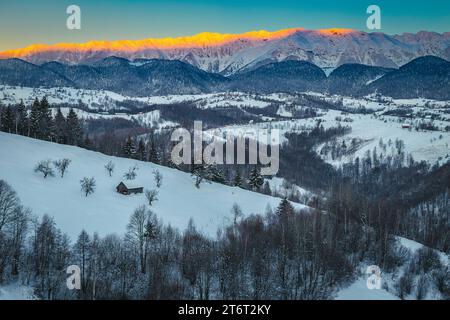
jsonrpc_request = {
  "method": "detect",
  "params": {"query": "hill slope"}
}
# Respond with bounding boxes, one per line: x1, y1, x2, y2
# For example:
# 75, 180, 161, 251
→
228, 60, 326, 93
366, 56, 450, 99
3, 57, 228, 96
0, 132, 306, 239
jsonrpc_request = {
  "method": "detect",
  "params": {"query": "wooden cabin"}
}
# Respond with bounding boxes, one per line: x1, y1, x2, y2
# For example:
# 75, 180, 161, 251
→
116, 182, 143, 195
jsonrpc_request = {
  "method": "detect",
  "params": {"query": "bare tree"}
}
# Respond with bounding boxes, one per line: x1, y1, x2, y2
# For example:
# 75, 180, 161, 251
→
80, 177, 96, 197
144, 189, 159, 206
34, 160, 54, 179
125, 205, 158, 274
53, 159, 71, 178
104, 161, 115, 177
153, 169, 163, 188
124, 165, 138, 180
231, 203, 243, 226
0, 180, 19, 233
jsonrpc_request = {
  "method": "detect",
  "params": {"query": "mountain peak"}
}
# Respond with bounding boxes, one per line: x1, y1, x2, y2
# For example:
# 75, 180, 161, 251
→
0, 28, 449, 74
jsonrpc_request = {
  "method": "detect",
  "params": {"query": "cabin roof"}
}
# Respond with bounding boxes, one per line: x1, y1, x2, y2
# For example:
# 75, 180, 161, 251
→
117, 182, 142, 189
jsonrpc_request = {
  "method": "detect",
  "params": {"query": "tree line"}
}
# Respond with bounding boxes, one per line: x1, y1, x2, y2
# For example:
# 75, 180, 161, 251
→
0, 98, 84, 146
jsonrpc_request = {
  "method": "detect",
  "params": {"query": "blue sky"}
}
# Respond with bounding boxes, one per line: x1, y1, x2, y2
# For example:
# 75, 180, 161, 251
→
0, 0, 449, 51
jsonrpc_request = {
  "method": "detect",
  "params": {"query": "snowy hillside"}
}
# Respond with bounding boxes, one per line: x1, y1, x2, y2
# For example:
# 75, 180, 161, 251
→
335, 237, 449, 300
0, 85, 280, 110
52, 108, 178, 129
211, 108, 450, 165
0, 132, 308, 239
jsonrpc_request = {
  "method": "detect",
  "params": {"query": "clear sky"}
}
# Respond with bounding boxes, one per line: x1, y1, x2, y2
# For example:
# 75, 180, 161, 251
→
1, 0, 449, 51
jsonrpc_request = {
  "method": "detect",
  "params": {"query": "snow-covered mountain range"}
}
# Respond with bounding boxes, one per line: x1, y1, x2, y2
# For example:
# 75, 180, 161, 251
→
1, 28, 450, 75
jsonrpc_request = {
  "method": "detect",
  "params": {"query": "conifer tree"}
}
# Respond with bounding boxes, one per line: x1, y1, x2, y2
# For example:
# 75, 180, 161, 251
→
39, 97, 54, 141
147, 136, 160, 164
248, 167, 264, 191
210, 167, 226, 184
276, 198, 295, 219
233, 170, 243, 188
16, 100, 28, 136
66, 108, 82, 146
54, 108, 67, 144
123, 136, 136, 158
0, 106, 15, 133
29, 98, 41, 138
137, 139, 146, 161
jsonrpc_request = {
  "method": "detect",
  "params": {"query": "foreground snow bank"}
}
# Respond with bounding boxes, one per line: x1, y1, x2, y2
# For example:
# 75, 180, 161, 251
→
335, 278, 398, 300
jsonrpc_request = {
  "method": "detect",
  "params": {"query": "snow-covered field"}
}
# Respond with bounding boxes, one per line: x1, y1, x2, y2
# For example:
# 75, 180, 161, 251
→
53, 108, 178, 129
0, 85, 284, 110
0, 132, 308, 239
335, 278, 399, 300
211, 109, 450, 166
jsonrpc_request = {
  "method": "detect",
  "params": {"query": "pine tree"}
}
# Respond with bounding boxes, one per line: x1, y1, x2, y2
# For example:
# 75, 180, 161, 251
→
233, 170, 243, 188
210, 167, 226, 184
54, 108, 67, 144
29, 98, 41, 138
148, 137, 160, 164
16, 100, 28, 136
39, 97, 54, 141
66, 108, 82, 146
276, 198, 295, 219
248, 167, 264, 191
137, 139, 146, 161
123, 136, 136, 158
0, 106, 15, 133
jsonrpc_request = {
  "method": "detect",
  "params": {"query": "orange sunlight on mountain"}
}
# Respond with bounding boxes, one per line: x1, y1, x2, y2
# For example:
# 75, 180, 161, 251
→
0, 28, 357, 59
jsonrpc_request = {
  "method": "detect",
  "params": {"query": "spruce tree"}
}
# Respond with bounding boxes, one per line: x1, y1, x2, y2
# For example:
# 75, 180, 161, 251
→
276, 198, 295, 219
66, 108, 82, 146
249, 167, 264, 191
137, 139, 146, 161
29, 98, 41, 138
210, 167, 226, 184
233, 170, 243, 188
148, 137, 160, 164
0, 106, 15, 133
123, 136, 136, 158
16, 100, 29, 136
54, 108, 67, 144
39, 97, 54, 141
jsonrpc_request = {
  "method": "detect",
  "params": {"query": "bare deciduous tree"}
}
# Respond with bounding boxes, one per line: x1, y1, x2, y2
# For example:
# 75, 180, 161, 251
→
153, 170, 163, 188
34, 160, 54, 179
53, 159, 71, 178
125, 205, 158, 274
104, 161, 115, 177
124, 165, 138, 180
80, 177, 96, 197
144, 189, 159, 206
